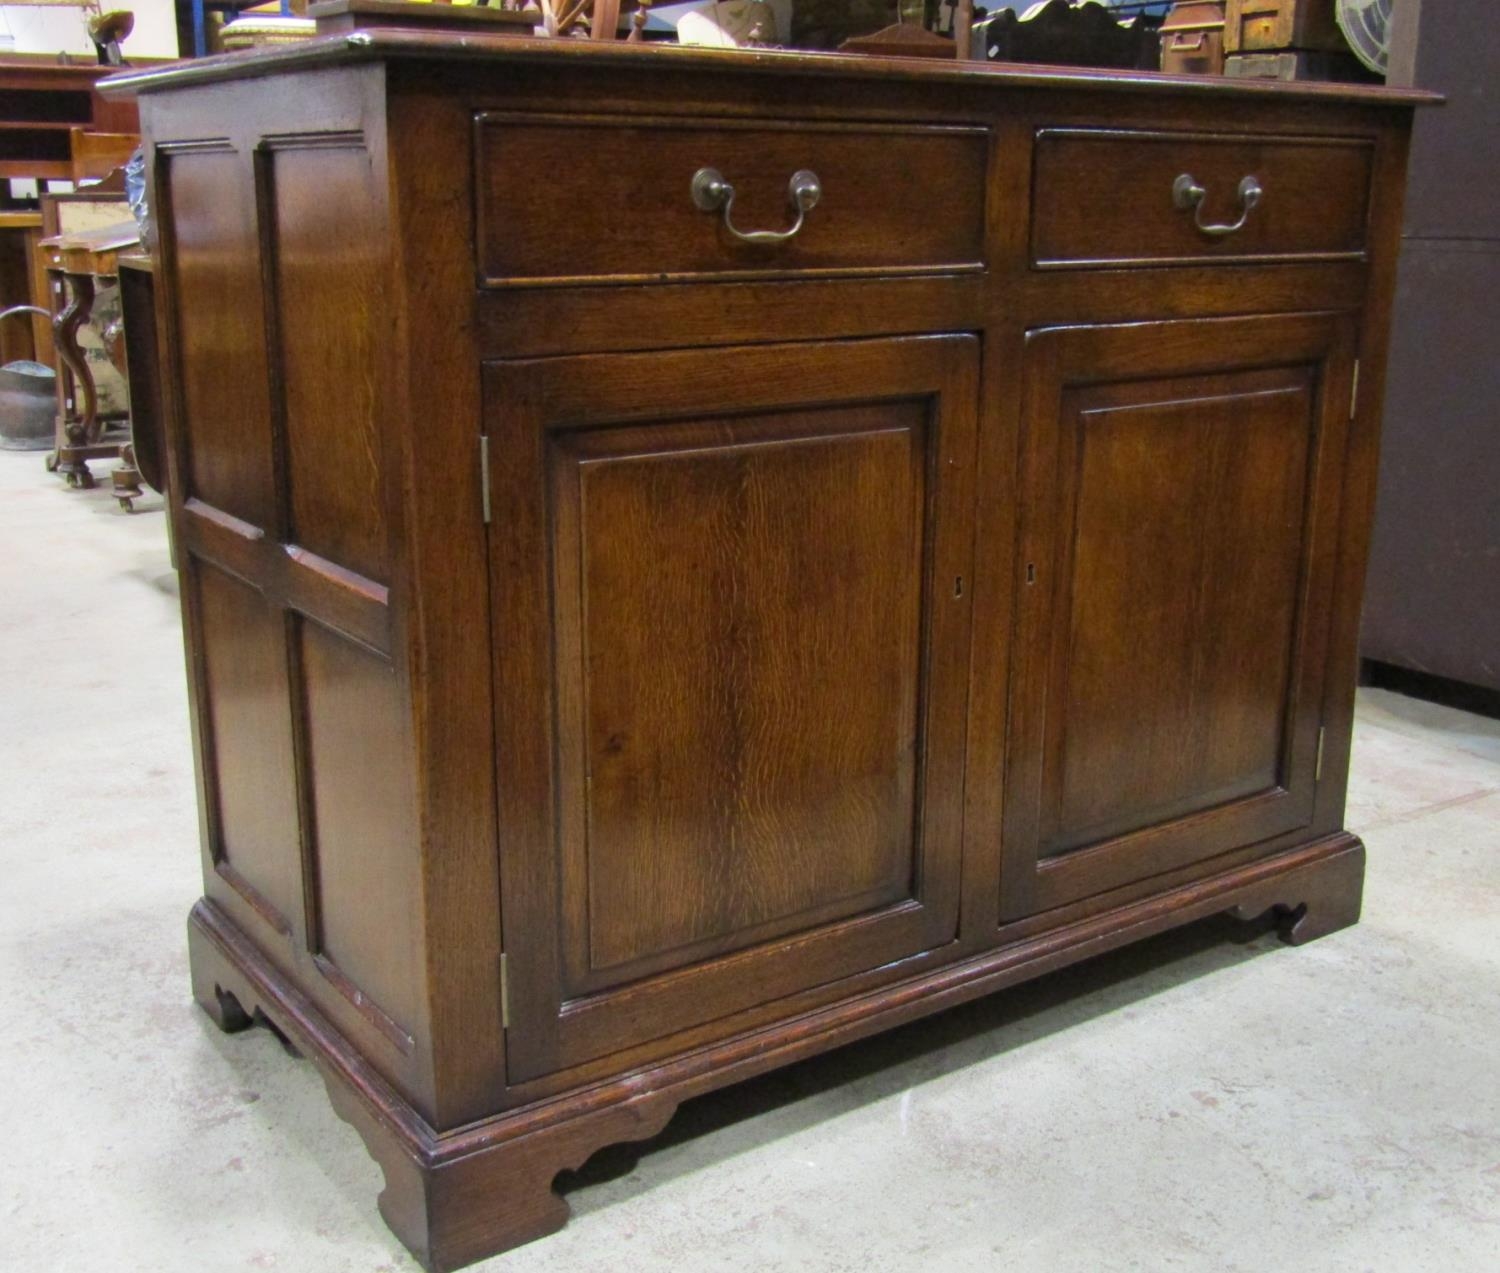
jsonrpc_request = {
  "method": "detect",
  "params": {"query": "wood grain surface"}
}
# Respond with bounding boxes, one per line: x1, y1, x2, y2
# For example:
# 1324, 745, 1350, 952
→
122, 42, 1422, 1270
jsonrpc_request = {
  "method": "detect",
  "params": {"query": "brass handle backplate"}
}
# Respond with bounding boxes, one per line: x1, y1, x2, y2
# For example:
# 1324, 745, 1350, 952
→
691, 167, 822, 245
1173, 172, 1263, 237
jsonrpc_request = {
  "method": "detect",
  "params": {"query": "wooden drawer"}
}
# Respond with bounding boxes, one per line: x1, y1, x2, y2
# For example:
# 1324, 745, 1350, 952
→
474, 113, 990, 287
1030, 127, 1373, 269
1224, 0, 1345, 54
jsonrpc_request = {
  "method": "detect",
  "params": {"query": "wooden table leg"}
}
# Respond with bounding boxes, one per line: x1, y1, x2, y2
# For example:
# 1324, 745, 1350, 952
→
112, 440, 144, 511
51, 269, 100, 489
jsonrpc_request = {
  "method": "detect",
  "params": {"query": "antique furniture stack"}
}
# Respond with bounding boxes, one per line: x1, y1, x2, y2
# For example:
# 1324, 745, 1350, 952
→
0, 59, 139, 181
1160, 0, 1227, 75
0, 59, 145, 369
0, 60, 168, 489
1222, 0, 1366, 81
107, 30, 1432, 1272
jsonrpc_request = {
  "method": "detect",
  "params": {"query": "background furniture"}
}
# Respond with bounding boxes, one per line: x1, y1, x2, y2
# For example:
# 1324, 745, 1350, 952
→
1360, 0, 1500, 704
38, 175, 135, 482
1222, 0, 1371, 79
980, 0, 1164, 68
39, 218, 138, 487
68, 126, 139, 181
1160, 0, 1227, 74
114, 248, 164, 510
112, 35, 1426, 1271
1225, 0, 1342, 53
0, 58, 139, 181
0, 59, 146, 366
184, 0, 297, 56
0, 210, 46, 363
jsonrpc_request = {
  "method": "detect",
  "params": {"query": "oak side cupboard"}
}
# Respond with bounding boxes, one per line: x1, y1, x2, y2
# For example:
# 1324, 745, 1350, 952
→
105, 34, 1434, 1271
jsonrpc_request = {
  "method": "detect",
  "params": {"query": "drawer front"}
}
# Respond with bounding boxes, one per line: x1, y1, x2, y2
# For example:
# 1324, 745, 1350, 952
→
1031, 128, 1373, 269
475, 113, 990, 287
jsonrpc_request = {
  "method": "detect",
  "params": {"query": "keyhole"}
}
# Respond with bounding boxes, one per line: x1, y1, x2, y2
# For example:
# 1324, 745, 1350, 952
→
1025, 563, 1037, 585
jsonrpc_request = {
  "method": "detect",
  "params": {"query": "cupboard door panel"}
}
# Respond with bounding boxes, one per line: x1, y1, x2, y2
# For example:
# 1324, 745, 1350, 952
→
1046, 368, 1312, 853
487, 335, 978, 1082
558, 404, 927, 984
1001, 313, 1356, 920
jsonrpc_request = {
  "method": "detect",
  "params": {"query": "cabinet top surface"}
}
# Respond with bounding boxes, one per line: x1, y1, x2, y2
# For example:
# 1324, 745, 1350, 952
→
101, 28, 1439, 107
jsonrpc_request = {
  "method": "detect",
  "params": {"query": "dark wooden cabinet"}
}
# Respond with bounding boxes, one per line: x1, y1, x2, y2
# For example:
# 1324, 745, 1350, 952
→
107, 35, 1430, 1273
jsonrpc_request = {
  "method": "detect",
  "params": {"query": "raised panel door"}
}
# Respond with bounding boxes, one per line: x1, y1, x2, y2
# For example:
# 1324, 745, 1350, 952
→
487, 335, 979, 1081
1000, 313, 1356, 919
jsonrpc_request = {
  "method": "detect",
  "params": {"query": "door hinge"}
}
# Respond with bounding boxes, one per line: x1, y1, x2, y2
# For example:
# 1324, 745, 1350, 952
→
499, 951, 510, 1029
1349, 360, 1361, 421
1315, 726, 1327, 782
479, 435, 492, 525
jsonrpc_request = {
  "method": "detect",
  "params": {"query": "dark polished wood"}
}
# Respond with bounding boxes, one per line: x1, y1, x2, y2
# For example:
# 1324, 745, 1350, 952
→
1030, 127, 1373, 268
117, 253, 167, 503
188, 832, 1368, 1270
487, 335, 977, 1082
1000, 312, 1354, 918
106, 35, 1427, 1272
0, 211, 45, 364
475, 114, 989, 286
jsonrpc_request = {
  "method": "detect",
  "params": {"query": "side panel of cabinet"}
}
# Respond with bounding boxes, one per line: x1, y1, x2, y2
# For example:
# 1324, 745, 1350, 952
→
143, 70, 452, 1119
1000, 312, 1356, 920
486, 335, 978, 1083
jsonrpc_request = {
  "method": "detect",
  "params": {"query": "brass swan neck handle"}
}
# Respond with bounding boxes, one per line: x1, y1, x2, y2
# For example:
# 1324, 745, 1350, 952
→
691, 167, 822, 245
1173, 173, 1263, 237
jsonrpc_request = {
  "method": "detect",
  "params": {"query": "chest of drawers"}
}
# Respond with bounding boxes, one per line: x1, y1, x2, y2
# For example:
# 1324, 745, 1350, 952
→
108, 36, 1432, 1271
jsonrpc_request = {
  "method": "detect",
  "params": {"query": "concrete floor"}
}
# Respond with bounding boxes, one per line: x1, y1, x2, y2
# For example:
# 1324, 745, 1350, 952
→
2, 449, 1498, 1273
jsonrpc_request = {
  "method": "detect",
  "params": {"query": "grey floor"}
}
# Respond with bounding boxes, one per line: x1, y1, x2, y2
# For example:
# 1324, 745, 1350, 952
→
2, 449, 1498, 1273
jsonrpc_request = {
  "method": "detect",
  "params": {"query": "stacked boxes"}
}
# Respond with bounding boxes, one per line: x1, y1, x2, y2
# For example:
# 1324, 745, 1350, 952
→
1222, 0, 1369, 81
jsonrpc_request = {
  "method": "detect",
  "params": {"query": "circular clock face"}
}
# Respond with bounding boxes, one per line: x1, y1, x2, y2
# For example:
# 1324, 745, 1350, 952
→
1336, 0, 1393, 75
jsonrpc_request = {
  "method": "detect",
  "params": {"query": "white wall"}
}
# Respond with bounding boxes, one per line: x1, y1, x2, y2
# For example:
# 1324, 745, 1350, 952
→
0, 0, 179, 59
